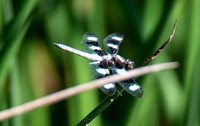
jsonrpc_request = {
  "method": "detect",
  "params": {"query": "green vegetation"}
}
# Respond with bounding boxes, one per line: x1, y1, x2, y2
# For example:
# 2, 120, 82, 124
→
0, 0, 199, 126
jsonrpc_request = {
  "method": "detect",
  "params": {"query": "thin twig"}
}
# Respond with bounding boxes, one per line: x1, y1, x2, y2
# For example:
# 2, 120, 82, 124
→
141, 19, 177, 66
0, 62, 178, 122
76, 62, 178, 125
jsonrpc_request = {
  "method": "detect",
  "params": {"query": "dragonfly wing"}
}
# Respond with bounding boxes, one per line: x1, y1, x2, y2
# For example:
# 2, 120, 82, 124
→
103, 33, 123, 55
81, 32, 104, 56
82, 33, 116, 95
118, 79, 143, 98
111, 59, 144, 98
88, 61, 116, 96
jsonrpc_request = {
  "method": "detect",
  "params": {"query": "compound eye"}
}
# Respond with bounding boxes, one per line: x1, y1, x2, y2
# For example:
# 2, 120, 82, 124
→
125, 59, 135, 70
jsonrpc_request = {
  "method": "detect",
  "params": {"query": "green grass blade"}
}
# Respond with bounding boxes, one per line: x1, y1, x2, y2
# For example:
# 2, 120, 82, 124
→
0, 0, 40, 93
183, 0, 200, 125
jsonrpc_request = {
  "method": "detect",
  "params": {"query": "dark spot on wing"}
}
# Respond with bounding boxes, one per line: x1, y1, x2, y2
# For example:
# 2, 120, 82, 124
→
108, 47, 117, 54
94, 50, 104, 56
124, 79, 134, 83
108, 39, 121, 45
97, 74, 110, 79
86, 41, 99, 46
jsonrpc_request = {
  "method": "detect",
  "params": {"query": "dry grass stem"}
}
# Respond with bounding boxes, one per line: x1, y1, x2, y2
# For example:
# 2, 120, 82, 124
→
0, 62, 178, 121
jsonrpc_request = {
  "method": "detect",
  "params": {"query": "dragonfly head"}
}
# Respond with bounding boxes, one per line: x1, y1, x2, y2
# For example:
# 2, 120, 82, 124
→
125, 59, 135, 70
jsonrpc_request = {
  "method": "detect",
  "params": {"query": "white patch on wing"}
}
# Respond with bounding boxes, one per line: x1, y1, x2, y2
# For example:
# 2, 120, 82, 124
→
103, 83, 115, 89
129, 84, 140, 91
89, 46, 102, 50
107, 44, 118, 49
87, 36, 98, 41
111, 36, 123, 41
114, 68, 125, 74
96, 68, 109, 75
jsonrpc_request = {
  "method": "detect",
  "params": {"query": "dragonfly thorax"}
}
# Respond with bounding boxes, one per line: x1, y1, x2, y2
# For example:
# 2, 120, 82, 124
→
101, 54, 133, 70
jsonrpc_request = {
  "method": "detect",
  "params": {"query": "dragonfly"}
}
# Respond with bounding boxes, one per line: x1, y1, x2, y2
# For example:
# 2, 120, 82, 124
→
54, 20, 177, 98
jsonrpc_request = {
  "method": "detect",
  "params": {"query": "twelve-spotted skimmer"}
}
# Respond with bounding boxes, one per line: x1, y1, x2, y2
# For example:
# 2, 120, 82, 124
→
54, 21, 176, 98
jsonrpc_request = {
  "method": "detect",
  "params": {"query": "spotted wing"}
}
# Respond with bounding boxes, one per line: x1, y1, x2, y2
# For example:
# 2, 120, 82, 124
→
81, 32, 104, 56
103, 33, 123, 55
88, 61, 116, 96
110, 55, 144, 98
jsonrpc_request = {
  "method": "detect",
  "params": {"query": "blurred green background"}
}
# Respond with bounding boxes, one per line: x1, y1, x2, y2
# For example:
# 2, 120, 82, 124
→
0, 0, 200, 126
